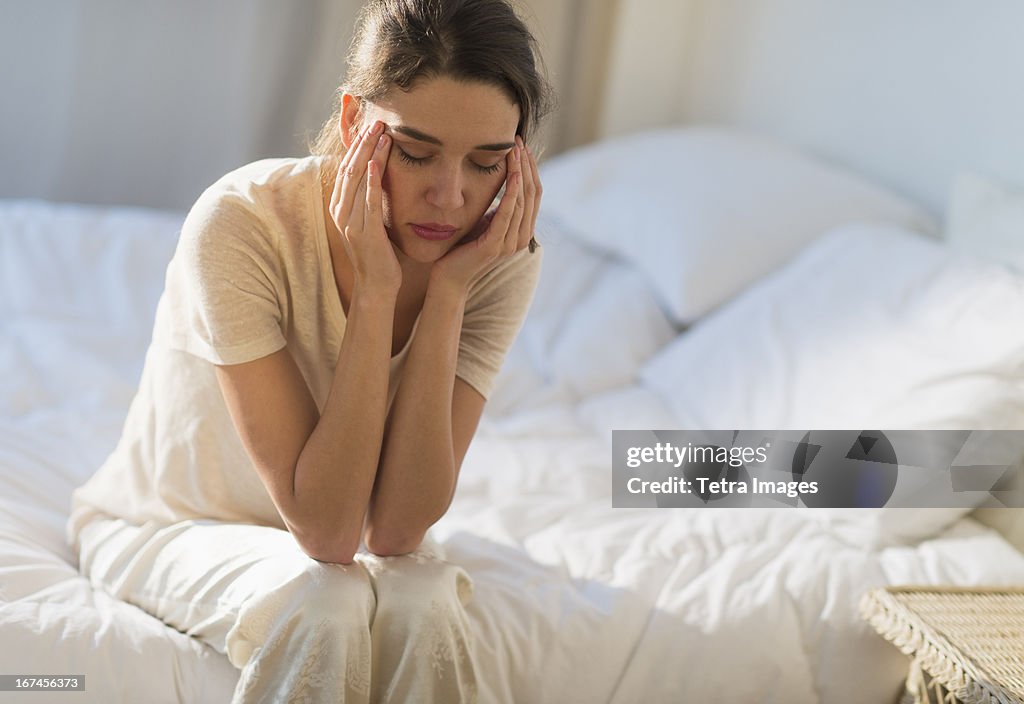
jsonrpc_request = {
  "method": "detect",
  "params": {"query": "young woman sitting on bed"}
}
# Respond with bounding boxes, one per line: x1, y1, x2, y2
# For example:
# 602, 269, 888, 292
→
65, 0, 554, 701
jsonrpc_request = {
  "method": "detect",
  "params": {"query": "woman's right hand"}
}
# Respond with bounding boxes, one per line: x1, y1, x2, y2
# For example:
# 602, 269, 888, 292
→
328, 119, 401, 297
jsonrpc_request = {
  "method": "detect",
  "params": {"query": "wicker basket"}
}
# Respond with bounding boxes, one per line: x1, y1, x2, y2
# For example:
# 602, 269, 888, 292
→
860, 586, 1024, 704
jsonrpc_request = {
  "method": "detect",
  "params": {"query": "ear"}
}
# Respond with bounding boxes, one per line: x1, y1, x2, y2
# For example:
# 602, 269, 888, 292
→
339, 94, 363, 149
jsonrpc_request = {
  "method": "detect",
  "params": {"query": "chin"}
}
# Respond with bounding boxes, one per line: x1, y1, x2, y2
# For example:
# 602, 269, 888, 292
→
386, 226, 454, 265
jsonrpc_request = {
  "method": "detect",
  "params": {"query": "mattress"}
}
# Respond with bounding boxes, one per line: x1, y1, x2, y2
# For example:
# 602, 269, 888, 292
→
3, 196, 1024, 704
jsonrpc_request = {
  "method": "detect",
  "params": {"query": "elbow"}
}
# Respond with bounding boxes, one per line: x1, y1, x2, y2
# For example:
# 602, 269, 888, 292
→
283, 486, 366, 565
307, 546, 358, 566
362, 495, 451, 557
293, 525, 362, 566
363, 524, 427, 557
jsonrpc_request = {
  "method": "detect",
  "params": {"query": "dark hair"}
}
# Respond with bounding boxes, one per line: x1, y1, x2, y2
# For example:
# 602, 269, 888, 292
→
309, 0, 556, 168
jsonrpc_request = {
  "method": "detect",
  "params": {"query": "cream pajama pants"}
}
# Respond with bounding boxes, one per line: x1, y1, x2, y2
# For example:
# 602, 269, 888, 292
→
76, 516, 478, 703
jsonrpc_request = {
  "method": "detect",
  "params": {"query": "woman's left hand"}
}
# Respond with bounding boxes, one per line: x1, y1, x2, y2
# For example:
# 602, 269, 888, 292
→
431, 136, 541, 293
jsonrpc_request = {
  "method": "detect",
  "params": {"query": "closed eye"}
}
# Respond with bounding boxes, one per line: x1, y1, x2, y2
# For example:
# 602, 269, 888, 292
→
473, 161, 503, 175
396, 147, 503, 175
393, 147, 430, 166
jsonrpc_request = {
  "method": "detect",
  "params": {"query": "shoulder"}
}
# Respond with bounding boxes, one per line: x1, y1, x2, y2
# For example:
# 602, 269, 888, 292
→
181, 157, 319, 256
192, 157, 315, 217
469, 245, 544, 303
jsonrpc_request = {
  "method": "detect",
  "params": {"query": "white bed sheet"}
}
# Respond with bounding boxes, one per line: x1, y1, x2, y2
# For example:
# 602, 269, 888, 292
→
3, 198, 1024, 704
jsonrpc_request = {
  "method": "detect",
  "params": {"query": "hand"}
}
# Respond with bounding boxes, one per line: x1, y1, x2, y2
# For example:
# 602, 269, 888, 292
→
328, 120, 401, 297
431, 135, 542, 292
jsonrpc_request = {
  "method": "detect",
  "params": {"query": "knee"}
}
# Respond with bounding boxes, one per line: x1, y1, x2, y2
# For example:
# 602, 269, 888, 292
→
294, 561, 376, 628
226, 560, 375, 669
368, 551, 474, 624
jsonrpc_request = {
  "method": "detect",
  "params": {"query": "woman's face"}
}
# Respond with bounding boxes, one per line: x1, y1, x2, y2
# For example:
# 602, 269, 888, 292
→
341, 76, 521, 264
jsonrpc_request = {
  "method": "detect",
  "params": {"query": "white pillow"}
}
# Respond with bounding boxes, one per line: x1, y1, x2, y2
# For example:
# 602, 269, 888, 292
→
640, 223, 1024, 430
945, 172, 1024, 272
488, 215, 676, 415
548, 263, 675, 399
487, 221, 608, 415
539, 126, 936, 324
638, 222, 1024, 545
514, 216, 611, 375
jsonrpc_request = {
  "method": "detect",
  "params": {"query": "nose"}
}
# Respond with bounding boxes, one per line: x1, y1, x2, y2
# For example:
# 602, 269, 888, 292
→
424, 163, 465, 211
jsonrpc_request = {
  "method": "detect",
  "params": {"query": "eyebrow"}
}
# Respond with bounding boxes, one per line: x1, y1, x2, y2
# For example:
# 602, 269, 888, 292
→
390, 125, 515, 152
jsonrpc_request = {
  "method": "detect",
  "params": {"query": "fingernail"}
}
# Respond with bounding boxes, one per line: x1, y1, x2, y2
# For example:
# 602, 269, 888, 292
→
377, 134, 388, 149
515, 146, 521, 162
373, 120, 384, 135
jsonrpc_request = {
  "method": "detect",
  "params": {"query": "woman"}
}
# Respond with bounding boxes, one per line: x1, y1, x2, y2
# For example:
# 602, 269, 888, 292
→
66, 0, 554, 701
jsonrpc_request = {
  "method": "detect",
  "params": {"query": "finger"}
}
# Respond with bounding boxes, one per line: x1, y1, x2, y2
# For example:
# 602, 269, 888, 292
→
347, 150, 373, 232
360, 133, 391, 231
515, 137, 536, 251
350, 131, 390, 232
338, 121, 382, 224
331, 121, 374, 213
365, 160, 381, 230
364, 135, 391, 228
505, 144, 528, 254
505, 157, 526, 256
337, 121, 386, 230
506, 203, 525, 256
526, 144, 543, 248
483, 146, 522, 250
371, 131, 391, 176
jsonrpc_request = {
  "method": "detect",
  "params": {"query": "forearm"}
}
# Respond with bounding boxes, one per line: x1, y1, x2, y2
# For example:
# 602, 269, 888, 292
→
364, 278, 467, 553
292, 291, 396, 563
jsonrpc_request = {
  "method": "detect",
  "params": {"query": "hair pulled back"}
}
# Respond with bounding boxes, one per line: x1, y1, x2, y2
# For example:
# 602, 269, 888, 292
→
310, 0, 556, 164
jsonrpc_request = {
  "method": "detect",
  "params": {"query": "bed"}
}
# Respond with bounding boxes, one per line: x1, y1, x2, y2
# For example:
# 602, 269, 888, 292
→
2, 125, 1024, 704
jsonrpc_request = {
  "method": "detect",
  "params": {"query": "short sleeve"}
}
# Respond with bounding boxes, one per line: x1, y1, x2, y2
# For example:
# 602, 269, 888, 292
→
159, 187, 287, 365
456, 246, 544, 399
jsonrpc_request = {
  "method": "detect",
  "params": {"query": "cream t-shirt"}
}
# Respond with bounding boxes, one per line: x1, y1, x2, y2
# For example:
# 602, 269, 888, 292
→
67, 155, 541, 550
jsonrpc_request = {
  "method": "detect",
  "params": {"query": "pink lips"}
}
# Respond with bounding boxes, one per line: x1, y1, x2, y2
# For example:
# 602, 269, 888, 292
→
410, 222, 457, 241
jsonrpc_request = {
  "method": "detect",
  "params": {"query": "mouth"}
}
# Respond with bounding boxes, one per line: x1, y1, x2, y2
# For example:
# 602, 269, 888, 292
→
409, 222, 458, 241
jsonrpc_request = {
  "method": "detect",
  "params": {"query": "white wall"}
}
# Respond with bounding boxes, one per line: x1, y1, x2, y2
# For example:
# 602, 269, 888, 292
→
513, 0, 620, 156
1, 0, 364, 211
673, 0, 1024, 217
595, 0, 694, 139
0, 0, 612, 211
7, 0, 1021, 216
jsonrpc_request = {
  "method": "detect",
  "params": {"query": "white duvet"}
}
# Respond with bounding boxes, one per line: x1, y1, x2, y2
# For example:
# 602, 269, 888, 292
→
2, 198, 1024, 704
